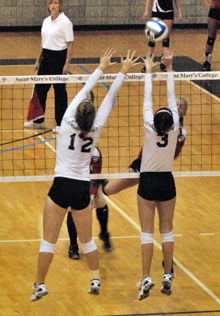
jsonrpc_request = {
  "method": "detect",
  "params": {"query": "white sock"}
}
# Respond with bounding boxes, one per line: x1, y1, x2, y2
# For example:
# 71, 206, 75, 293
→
90, 269, 100, 280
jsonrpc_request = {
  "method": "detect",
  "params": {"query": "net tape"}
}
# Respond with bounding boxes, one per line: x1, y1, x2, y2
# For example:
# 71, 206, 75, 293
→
0, 71, 219, 85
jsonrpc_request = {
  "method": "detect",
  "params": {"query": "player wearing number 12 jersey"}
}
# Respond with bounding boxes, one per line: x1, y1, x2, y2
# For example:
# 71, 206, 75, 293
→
29, 48, 140, 302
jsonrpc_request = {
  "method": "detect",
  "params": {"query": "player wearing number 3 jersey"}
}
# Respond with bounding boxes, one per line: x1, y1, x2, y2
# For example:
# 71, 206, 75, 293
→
29, 48, 140, 302
137, 51, 179, 300
140, 76, 179, 173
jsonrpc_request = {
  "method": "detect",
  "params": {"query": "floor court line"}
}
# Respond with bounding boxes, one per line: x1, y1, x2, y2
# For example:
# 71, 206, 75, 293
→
107, 310, 220, 316
0, 236, 140, 243
1, 233, 216, 243
105, 196, 220, 305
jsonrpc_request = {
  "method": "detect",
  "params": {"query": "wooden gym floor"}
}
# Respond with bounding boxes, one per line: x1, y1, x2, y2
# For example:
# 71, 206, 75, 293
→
0, 28, 220, 316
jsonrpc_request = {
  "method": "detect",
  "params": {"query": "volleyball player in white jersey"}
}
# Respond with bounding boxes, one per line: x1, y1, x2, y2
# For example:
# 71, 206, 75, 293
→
101, 97, 187, 196
137, 51, 179, 300
29, 48, 140, 302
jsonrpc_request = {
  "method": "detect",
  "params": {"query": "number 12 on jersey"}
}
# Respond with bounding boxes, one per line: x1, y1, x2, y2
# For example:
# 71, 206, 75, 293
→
68, 133, 94, 153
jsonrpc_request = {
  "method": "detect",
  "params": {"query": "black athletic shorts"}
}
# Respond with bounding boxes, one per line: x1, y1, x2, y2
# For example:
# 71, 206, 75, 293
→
48, 177, 90, 210
138, 172, 176, 201
209, 8, 220, 20
152, 10, 174, 20
129, 158, 141, 173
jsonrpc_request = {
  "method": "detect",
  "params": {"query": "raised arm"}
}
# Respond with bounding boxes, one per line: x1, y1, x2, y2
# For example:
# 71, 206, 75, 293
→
95, 50, 141, 127
142, 54, 158, 124
161, 52, 179, 123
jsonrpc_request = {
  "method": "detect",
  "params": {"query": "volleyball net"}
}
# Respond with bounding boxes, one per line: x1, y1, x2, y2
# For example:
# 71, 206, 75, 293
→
0, 71, 220, 182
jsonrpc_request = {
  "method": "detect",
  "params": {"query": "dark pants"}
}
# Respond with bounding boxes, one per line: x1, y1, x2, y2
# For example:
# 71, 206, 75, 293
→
35, 48, 68, 126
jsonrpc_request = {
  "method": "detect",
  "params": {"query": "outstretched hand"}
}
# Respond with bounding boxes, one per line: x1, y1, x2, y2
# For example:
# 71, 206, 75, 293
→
142, 53, 159, 73
120, 50, 141, 74
98, 48, 117, 71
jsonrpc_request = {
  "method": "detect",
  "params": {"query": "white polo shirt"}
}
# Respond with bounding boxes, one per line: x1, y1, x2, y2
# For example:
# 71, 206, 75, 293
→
41, 12, 74, 51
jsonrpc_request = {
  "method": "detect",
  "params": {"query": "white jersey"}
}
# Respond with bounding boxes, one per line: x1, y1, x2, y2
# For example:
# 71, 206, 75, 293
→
140, 72, 179, 172
42, 12, 74, 51
55, 69, 125, 181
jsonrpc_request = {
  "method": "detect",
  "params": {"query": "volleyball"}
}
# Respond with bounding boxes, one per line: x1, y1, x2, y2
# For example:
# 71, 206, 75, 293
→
145, 18, 168, 42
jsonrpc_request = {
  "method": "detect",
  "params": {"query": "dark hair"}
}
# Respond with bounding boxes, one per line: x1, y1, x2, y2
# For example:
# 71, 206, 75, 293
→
154, 107, 174, 136
176, 97, 188, 127
75, 100, 96, 139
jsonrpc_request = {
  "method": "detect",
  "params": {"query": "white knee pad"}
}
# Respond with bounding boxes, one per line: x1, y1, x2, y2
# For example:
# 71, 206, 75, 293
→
39, 238, 56, 253
81, 238, 97, 254
161, 230, 174, 243
140, 232, 154, 245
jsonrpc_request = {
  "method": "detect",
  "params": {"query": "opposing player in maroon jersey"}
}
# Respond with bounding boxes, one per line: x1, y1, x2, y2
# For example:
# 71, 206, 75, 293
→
67, 146, 111, 260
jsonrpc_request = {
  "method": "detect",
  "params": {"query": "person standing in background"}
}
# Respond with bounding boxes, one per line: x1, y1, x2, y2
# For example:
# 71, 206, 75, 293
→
202, 0, 220, 71
24, 0, 74, 133
142, 0, 182, 72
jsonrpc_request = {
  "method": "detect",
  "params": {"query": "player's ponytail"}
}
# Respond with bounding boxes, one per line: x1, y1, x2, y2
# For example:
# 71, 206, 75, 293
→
75, 99, 96, 139
154, 107, 174, 136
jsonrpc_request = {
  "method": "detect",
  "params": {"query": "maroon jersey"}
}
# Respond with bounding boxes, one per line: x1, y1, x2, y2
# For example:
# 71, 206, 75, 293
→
211, 0, 220, 8
174, 127, 187, 158
90, 147, 102, 196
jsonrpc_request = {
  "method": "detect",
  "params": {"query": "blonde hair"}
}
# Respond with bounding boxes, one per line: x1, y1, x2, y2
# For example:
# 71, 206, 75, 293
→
47, 0, 63, 12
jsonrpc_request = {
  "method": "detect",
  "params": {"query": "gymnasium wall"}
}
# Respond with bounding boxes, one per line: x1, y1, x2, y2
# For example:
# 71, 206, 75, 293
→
0, 0, 208, 28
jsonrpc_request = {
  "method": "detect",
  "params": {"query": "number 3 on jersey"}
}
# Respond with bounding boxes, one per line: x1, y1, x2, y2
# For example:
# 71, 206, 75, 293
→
157, 134, 168, 147
68, 133, 93, 152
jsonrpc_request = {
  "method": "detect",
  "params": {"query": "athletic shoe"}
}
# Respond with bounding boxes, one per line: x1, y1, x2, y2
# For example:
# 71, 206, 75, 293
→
24, 121, 44, 129
88, 279, 100, 295
68, 245, 80, 260
141, 66, 146, 73
99, 232, 112, 252
161, 273, 172, 295
52, 126, 60, 133
162, 259, 176, 279
30, 283, 48, 302
160, 63, 167, 72
137, 277, 155, 300
202, 61, 211, 71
